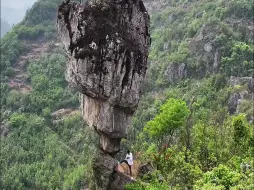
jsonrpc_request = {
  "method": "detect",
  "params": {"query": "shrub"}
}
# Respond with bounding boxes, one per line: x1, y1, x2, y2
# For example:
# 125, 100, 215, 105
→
125, 180, 169, 190
195, 165, 241, 189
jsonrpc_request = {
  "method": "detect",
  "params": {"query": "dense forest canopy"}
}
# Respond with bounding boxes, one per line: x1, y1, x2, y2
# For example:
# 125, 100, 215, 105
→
0, 0, 253, 189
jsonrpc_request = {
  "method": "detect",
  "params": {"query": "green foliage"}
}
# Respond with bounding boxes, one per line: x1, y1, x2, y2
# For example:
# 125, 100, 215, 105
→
15, 24, 45, 40
1, 0, 254, 189
168, 158, 202, 189
125, 180, 169, 190
1, 113, 94, 189
6, 90, 27, 110
0, 83, 10, 108
226, 0, 254, 19
0, 0, 92, 189
129, 73, 251, 189
63, 165, 87, 190
144, 98, 190, 139
24, 0, 62, 26
9, 112, 28, 128
195, 183, 225, 190
232, 84, 248, 93
147, 0, 254, 83
157, 147, 202, 189
195, 165, 241, 189
27, 54, 79, 112
222, 42, 254, 76
232, 114, 250, 151
211, 74, 227, 91
237, 100, 253, 121
0, 31, 23, 75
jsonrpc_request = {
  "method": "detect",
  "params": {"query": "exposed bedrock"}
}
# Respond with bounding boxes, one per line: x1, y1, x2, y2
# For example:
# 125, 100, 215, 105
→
57, 0, 150, 189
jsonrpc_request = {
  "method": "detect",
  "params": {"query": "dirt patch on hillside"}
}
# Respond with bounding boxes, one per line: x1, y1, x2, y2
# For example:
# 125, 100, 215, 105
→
8, 42, 51, 93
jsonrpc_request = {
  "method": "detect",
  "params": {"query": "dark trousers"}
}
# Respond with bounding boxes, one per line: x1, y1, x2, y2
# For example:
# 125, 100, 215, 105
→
120, 160, 132, 175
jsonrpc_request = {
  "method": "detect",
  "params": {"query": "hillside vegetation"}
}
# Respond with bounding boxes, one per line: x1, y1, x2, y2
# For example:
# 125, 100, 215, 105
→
1, 0, 96, 189
126, 0, 254, 189
0, 0, 253, 189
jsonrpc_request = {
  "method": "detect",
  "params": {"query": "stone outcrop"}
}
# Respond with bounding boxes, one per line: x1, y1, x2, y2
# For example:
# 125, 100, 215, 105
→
229, 76, 252, 87
247, 77, 254, 92
110, 161, 154, 190
228, 92, 241, 114
57, 0, 150, 189
188, 23, 222, 77
143, 0, 169, 14
228, 77, 253, 120
188, 18, 254, 79
92, 151, 119, 189
108, 172, 135, 190
164, 63, 187, 83
1, 110, 11, 137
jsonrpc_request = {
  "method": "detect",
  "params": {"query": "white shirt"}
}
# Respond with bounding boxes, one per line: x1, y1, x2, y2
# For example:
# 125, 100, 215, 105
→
125, 153, 133, 165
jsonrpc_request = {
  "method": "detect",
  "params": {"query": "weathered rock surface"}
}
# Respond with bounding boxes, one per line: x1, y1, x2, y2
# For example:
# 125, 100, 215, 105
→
109, 161, 154, 190
165, 63, 187, 83
228, 93, 241, 114
248, 77, 254, 92
92, 151, 118, 190
229, 76, 252, 87
189, 23, 221, 77
228, 76, 253, 117
57, 0, 150, 189
0, 120, 10, 137
188, 19, 254, 78
143, 0, 169, 14
108, 172, 135, 190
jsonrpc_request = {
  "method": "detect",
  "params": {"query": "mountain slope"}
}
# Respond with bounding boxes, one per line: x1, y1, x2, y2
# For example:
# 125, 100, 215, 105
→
126, 0, 254, 189
0, 0, 253, 189
0, 0, 96, 189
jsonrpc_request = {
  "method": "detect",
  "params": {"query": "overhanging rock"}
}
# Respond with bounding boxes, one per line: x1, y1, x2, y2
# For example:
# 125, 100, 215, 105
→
57, 0, 150, 188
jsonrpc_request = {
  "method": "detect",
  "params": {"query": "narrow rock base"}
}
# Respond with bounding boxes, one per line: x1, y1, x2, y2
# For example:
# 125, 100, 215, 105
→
92, 151, 118, 190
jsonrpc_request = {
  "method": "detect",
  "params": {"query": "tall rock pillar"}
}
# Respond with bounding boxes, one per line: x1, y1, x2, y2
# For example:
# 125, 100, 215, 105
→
57, 0, 150, 189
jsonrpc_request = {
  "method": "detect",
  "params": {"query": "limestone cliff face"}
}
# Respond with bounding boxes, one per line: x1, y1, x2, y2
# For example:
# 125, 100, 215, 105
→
57, 0, 150, 189
228, 76, 254, 122
165, 63, 187, 84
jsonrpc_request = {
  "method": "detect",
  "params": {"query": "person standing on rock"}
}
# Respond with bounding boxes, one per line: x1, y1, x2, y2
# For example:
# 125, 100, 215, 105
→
120, 150, 133, 176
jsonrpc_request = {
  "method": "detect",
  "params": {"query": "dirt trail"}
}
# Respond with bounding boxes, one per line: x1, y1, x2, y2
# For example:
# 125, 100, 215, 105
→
8, 43, 51, 93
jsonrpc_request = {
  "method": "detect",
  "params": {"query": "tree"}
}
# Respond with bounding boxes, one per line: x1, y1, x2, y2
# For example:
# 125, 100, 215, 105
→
232, 114, 250, 155
144, 98, 190, 146
233, 114, 249, 143
194, 164, 241, 189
